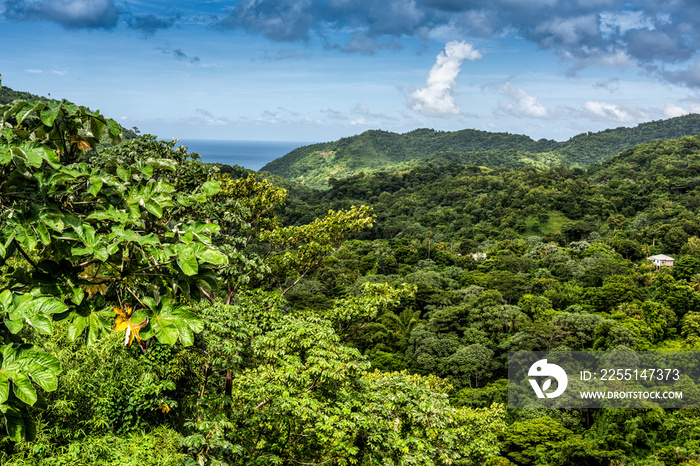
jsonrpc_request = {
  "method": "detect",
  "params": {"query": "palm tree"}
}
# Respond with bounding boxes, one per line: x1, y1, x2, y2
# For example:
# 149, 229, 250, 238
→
366, 307, 423, 352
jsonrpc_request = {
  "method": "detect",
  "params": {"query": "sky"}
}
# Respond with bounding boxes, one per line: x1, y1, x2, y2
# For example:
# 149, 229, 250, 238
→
2, 1, 700, 143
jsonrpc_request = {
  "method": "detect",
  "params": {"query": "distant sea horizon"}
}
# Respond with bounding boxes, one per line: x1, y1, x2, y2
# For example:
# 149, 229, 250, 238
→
175, 139, 315, 171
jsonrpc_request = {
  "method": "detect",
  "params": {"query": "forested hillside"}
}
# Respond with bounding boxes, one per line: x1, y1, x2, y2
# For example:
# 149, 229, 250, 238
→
264, 133, 700, 464
0, 85, 54, 105
262, 114, 700, 189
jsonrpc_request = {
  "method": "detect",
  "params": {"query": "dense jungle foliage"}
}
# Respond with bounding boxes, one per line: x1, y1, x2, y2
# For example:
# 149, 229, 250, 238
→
4, 80, 700, 465
266, 133, 700, 465
261, 115, 700, 189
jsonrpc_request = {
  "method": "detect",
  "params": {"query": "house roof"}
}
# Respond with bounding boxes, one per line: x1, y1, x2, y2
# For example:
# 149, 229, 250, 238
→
646, 254, 675, 261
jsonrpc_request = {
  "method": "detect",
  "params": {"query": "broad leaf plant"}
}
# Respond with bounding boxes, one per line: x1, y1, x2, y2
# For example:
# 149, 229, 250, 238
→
0, 79, 227, 441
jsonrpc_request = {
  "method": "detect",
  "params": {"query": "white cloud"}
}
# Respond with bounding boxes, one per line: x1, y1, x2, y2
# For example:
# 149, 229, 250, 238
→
582, 100, 646, 123
350, 117, 369, 125
407, 40, 482, 117
496, 82, 550, 118
663, 103, 689, 118
661, 103, 700, 118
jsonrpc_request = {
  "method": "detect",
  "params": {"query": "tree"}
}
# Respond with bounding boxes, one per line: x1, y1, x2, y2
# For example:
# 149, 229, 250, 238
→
0, 95, 227, 440
185, 284, 507, 465
444, 344, 495, 388
502, 416, 578, 465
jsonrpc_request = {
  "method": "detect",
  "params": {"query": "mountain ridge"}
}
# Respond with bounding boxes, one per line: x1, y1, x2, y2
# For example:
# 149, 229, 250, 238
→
261, 114, 700, 189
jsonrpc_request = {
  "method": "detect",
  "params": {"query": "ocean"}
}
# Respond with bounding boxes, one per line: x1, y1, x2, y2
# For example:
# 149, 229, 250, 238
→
175, 139, 313, 171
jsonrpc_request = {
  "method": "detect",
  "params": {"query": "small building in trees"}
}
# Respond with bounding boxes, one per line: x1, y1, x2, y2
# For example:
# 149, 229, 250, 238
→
647, 254, 675, 270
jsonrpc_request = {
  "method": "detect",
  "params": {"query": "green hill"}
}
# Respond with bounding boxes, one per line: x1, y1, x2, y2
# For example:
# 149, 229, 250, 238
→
279, 132, 700, 249
0, 83, 55, 105
261, 114, 700, 189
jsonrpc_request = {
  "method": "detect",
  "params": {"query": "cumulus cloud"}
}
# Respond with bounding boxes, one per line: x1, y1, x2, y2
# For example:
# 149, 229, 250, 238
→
3, 0, 119, 29
407, 41, 482, 117
494, 82, 550, 119
663, 103, 691, 118
581, 100, 647, 123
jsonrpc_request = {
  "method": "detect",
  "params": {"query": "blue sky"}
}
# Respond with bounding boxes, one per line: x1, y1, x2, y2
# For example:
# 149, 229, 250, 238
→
2, 1, 700, 143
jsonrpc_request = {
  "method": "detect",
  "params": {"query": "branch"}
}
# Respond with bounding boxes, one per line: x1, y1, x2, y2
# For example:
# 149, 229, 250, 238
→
13, 239, 38, 269
254, 399, 270, 410
124, 286, 148, 310
197, 284, 216, 304
74, 257, 102, 269
279, 253, 331, 297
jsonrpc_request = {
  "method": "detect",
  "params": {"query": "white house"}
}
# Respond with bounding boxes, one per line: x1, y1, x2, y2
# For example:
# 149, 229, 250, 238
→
646, 254, 675, 270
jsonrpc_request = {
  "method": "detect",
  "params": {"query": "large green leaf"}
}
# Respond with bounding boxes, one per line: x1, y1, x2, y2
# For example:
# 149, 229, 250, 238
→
15, 225, 37, 252
178, 256, 198, 276
5, 319, 23, 334
87, 176, 103, 197
117, 167, 131, 181
152, 314, 179, 345
197, 247, 228, 265
3, 406, 25, 442
18, 101, 45, 124
87, 206, 129, 223
40, 106, 60, 127
12, 296, 68, 319
66, 313, 87, 341
10, 146, 41, 168
12, 372, 37, 406
38, 211, 64, 232
25, 313, 53, 335
34, 222, 51, 246
151, 302, 203, 346
144, 198, 163, 218
201, 180, 220, 196
27, 352, 61, 392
